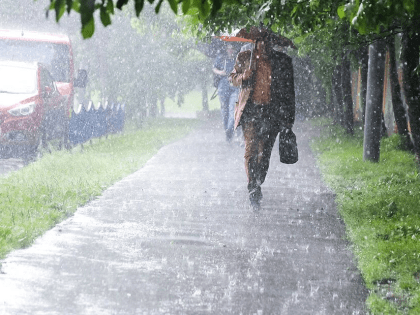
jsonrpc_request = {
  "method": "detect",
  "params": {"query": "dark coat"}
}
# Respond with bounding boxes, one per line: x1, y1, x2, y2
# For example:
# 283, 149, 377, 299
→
229, 49, 295, 129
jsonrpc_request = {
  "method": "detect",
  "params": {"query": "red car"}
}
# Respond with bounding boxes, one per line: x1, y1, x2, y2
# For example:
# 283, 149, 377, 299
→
0, 61, 67, 153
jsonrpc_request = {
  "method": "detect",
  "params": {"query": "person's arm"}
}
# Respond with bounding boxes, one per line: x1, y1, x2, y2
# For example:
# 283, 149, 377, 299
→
229, 51, 253, 87
212, 67, 227, 76
212, 55, 227, 76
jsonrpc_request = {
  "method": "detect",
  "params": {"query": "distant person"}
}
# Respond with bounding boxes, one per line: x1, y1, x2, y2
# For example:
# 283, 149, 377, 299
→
213, 43, 239, 142
229, 29, 296, 211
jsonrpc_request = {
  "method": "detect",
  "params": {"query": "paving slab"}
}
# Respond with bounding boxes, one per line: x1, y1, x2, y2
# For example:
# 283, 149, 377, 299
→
0, 117, 368, 314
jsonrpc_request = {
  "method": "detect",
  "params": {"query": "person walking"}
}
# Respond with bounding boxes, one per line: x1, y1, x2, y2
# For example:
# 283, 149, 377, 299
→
229, 28, 296, 210
213, 43, 240, 142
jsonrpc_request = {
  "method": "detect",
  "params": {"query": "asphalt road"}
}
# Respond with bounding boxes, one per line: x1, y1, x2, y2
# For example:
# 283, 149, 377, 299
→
0, 117, 368, 314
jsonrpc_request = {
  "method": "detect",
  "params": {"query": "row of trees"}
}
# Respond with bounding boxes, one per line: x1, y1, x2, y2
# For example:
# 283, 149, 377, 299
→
70, 5, 212, 126
192, 0, 420, 163
45, 0, 420, 163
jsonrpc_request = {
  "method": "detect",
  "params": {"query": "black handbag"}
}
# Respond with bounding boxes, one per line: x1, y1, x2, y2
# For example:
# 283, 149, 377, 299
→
279, 128, 298, 164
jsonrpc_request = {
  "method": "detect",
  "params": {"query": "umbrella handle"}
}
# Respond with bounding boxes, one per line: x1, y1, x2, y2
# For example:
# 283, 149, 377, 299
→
249, 48, 257, 71
249, 49, 253, 70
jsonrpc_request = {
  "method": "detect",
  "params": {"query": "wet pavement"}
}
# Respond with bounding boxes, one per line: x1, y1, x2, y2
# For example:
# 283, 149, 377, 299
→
0, 117, 368, 314
0, 147, 36, 177
0, 158, 26, 177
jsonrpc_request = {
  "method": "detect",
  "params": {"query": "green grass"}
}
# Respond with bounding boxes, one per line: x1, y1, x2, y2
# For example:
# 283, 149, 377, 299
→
163, 89, 221, 114
312, 118, 420, 314
0, 118, 200, 258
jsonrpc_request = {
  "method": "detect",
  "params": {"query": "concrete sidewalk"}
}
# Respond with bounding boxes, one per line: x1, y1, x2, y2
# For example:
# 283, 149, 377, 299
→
0, 117, 368, 314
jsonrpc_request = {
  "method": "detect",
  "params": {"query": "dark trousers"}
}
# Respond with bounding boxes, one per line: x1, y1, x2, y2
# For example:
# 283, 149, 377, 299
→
241, 104, 280, 197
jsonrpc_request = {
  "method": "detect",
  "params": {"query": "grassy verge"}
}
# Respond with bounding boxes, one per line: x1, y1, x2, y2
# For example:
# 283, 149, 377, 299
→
0, 118, 200, 259
311, 118, 420, 314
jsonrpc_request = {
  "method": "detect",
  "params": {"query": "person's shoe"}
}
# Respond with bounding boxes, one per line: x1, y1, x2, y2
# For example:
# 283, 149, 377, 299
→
233, 134, 245, 147
249, 186, 262, 202
250, 198, 261, 212
249, 185, 262, 211
226, 129, 234, 143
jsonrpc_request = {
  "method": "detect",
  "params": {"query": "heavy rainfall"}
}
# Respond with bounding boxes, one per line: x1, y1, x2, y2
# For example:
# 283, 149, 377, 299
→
0, 0, 419, 314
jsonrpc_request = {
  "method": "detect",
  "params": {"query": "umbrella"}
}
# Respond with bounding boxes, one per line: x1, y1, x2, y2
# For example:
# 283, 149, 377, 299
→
215, 35, 254, 43
235, 26, 297, 49
216, 26, 296, 71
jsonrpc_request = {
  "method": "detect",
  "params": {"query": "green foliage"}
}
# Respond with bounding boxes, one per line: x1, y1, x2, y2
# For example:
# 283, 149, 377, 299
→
47, 0, 228, 38
367, 293, 399, 315
338, 0, 419, 35
133, 0, 144, 16
312, 119, 420, 314
0, 118, 200, 258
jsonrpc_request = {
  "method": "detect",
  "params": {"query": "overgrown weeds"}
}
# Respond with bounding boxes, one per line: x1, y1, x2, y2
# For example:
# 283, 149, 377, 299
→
312, 119, 420, 314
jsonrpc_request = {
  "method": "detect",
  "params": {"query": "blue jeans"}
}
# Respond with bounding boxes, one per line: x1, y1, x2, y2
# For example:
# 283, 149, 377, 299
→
218, 78, 239, 140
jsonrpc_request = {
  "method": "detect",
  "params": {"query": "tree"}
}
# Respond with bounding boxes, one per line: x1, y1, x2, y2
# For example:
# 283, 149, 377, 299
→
357, 46, 368, 124
340, 0, 420, 160
401, 24, 420, 160
387, 35, 413, 151
341, 51, 354, 134
363, 39, 386, 162
332, 64, 344, 125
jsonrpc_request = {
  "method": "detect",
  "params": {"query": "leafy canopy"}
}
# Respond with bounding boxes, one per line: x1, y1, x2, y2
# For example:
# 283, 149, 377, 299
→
48, 0, 233, 38
48, 0, 419, 41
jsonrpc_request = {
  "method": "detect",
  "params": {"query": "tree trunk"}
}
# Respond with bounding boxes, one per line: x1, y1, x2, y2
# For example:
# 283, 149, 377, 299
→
359, 46, 369, 125
387, 35, 414, 151
341, 52, 354, 134
401, 26, 420, 161
134, 92, 147, 129
331, 79, 338, 123
149, 94, 158, 118
201, 81, 209, 112
160, 97, 166, 117
381, 112, 388, 137
364, 39, 387, 162
312, 75, 327, 116
332, 64, 344, 125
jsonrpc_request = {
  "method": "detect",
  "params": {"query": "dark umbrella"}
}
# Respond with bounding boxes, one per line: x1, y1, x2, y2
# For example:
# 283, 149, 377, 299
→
215, 35, 254, 43
214, 26, 297, 69
235, 26, 297, 49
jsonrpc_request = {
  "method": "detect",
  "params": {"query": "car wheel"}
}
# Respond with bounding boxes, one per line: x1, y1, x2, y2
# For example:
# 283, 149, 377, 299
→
0, 145, 12, 159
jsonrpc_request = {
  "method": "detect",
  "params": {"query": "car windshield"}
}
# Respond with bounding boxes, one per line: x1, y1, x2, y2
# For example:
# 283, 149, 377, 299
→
0, 65, 37, 94
0, 39, 70, 82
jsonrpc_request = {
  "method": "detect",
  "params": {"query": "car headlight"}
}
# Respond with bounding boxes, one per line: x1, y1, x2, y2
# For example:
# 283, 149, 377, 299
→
8, 103, 36, 117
